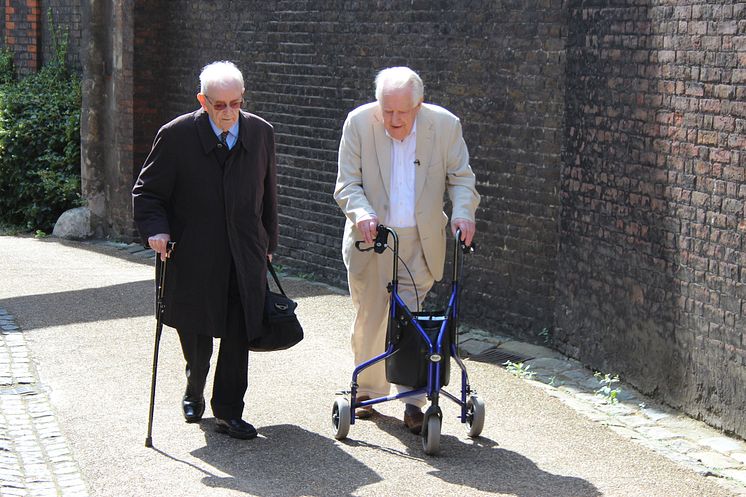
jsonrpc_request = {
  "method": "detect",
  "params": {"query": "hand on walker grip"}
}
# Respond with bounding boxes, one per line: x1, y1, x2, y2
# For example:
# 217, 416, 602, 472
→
451, 218, 475, 247
356, 216, 379, 244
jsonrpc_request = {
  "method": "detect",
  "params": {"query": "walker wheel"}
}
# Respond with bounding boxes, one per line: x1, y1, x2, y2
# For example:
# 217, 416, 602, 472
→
466, 395, 485, 438
332, 398, 351, 440
422, 414, 441, 455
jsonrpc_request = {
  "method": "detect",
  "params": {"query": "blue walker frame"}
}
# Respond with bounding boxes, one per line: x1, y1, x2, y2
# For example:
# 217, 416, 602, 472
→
333, 225, 484, 454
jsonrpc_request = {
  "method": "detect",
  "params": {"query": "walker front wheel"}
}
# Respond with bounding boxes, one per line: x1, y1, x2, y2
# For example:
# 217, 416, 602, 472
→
422, 414, 441, 455
466, 395, 485, 437
332, 398, 351, 440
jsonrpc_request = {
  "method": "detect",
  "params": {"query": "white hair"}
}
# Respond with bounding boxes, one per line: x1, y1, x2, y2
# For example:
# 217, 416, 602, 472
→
199, 61, 244, 95
374, 66, 424, 106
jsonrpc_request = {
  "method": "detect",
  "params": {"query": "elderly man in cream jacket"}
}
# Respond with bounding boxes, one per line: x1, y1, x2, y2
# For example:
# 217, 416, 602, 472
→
334, 66, 480, 434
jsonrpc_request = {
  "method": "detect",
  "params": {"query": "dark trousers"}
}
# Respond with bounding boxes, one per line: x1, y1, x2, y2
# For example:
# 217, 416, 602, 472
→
178, 263, 249, 420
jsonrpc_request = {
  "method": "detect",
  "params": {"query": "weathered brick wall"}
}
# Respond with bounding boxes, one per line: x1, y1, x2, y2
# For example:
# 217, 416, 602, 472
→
133, 0, 565, 341
559, 2, 746, 436
2, 0, 41, 75
133, 1, 164, 187
79, 1, 136, 239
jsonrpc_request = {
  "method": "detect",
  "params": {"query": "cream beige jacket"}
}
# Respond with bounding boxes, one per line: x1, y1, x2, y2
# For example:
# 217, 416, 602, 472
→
335, 102, 480, 281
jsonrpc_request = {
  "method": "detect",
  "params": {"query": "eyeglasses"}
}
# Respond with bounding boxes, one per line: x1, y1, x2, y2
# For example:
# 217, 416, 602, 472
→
204, 95, 243, 111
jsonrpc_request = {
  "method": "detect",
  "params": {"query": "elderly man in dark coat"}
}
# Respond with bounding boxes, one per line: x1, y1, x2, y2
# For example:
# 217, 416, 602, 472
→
132, 60, 277, 440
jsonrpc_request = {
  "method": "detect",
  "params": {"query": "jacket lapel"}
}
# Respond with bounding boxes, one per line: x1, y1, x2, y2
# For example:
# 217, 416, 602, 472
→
196, 109, 219, 155
194, 109, 228, 171
415, 108, 434, 202
372, 110, 392, 198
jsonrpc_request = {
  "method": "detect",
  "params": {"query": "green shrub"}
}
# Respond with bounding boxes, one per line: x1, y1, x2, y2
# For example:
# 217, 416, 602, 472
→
0, 49, 15, 85
0, 16, 81, 232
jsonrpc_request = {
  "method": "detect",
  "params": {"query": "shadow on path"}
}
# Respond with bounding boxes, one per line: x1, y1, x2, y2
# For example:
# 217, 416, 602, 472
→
340, 413, 602, 497
0, 280, 154, 330
190, 422, 381, 497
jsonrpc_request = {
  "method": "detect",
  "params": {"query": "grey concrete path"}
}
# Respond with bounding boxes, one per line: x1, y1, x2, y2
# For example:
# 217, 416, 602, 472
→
0, 234, 744, 496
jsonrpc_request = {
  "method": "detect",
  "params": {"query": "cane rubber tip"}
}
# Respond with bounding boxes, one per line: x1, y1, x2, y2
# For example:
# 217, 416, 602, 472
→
145, 437, 152, 448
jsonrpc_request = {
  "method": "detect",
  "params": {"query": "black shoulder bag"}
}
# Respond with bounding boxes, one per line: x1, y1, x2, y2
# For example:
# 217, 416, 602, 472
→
248, 260, 304, 352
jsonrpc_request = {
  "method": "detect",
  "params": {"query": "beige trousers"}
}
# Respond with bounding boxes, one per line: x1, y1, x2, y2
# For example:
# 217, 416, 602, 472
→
348, 226, 435, 407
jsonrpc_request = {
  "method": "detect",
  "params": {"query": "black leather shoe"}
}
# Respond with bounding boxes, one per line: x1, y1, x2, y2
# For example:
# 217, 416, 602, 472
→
215, 418, 258, 440
182, 395, 205, 423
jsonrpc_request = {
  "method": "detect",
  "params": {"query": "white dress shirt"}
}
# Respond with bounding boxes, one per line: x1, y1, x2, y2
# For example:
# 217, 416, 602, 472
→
385, 120, 417, 228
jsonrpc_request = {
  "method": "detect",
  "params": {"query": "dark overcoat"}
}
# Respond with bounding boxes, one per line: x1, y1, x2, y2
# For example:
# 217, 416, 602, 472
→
132, 108, 278, 340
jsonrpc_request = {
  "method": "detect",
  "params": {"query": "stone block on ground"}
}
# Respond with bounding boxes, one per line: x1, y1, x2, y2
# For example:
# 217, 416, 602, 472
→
52, 208, 92, 240
458, 339, 494, 357
497, 339, 566, 361
700, 437, 746, 454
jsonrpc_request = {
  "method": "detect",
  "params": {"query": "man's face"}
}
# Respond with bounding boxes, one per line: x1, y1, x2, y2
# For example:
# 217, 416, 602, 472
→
197, 84, 244, 131
380, 88, 421, 141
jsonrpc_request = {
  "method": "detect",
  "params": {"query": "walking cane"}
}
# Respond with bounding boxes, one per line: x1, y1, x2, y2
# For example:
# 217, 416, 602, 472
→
145, 242, 174, 448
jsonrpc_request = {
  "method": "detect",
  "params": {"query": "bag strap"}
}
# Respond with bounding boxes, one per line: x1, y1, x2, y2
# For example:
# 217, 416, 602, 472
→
266, 258, 287, 297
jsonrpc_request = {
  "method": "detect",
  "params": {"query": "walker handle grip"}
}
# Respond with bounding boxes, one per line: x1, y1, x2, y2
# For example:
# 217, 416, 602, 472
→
355, 224, 390, 254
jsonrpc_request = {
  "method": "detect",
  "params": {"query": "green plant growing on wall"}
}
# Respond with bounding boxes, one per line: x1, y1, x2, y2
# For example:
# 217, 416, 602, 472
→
594, 372, 621, 404
504, 360, 536, 380
0, 9, 81, 232
47, 8, 70, 71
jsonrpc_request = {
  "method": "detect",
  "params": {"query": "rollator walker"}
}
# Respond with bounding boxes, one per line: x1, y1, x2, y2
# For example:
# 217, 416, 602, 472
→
332, 225, 485, 455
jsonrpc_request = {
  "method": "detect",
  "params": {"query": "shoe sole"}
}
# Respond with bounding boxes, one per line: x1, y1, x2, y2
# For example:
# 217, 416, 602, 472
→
404, 422, 423, 434
215, 424, 258, 440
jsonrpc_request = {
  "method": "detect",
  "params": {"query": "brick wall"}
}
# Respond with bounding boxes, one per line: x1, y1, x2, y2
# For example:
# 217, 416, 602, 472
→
133, 0, 169, 184
559, 2, 746, 436
133, 0, 565, 342
3, 0, 41, 75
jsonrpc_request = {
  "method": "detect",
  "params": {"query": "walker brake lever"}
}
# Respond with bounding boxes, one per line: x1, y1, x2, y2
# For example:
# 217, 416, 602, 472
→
354, 241, 374, 252
460, 240, 476, 254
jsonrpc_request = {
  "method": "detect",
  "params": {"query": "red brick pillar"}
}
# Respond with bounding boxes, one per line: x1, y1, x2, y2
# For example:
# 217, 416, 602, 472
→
5, 0, 41, 75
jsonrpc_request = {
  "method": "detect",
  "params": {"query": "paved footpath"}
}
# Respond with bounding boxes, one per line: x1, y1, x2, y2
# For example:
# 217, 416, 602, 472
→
0, 309, 87, 496
0, 235, 745, 496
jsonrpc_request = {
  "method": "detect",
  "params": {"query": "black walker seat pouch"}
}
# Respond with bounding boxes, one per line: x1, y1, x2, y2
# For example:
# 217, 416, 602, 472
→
385, 308, 453, 389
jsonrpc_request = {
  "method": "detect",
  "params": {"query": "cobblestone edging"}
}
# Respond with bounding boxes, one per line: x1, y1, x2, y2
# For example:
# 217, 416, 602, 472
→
0, 308, 88, 497
459, 329, 746, 496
